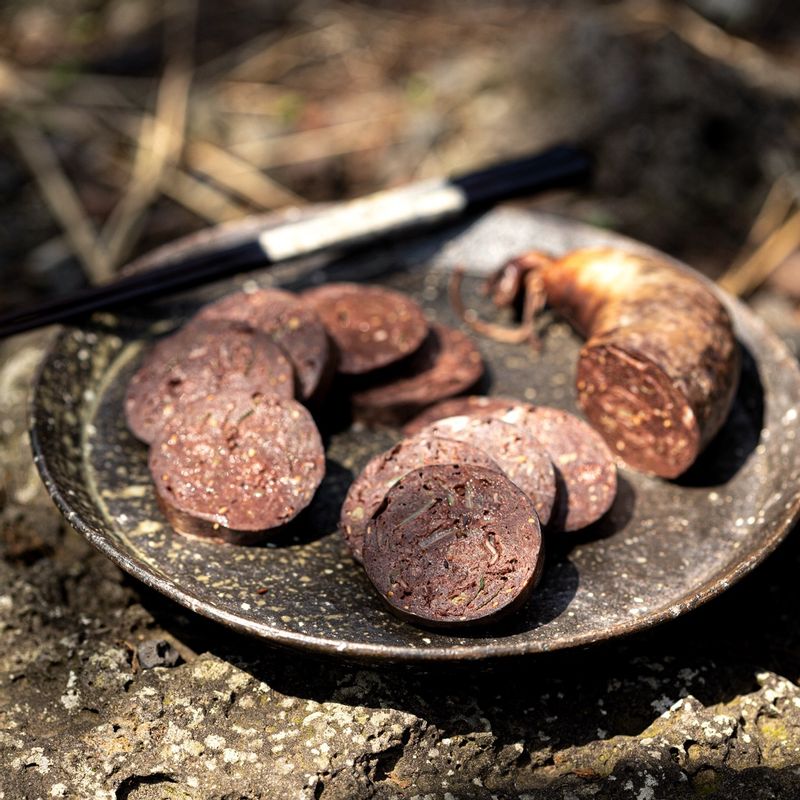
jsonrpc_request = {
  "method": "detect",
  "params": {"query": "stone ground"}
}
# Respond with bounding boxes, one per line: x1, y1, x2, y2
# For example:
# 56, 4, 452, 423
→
3, 298, 800, 800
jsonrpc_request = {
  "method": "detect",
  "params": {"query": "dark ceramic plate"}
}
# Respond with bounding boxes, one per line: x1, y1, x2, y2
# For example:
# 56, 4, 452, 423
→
30, 208, 800, 662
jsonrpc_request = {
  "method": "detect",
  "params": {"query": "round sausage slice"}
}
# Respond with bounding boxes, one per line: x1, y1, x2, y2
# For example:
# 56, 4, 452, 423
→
340, 435, 502, 563
149, 390, 325, 539
301, 283, 428, 375
351, 323, 484, 425
192, 287, 331, 403
403, 395, 519, 436
125, 319, 294, 444
494, 405, 617, 532
405, 397, 618, 531
362, 464, 543, 627
413, 415, 556, 526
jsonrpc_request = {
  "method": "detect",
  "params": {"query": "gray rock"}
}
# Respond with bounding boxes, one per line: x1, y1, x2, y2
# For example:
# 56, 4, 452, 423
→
137, 639, 183, 670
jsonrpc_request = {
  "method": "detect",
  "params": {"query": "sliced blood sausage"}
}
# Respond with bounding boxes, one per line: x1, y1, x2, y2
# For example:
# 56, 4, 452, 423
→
403, 395, 519, 436
192, 287, 331, 403
405, 396, 617, 531
493, 404, 617, 532
507, 248, 740, 478
301, 283, 428, 375
340, 435, 502, 563
125, 319, 294, 444
362, 464, 543, 627
414, 415, 556, 526
351, 323, 484, 424
149, 390, 325, 539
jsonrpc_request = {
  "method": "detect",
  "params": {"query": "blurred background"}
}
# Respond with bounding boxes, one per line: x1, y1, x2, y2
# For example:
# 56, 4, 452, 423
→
1, 0, 800, 324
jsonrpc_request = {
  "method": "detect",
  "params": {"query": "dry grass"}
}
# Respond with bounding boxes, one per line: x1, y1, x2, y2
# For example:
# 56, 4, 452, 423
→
1, 0, 798, 290
7, 118, 112, 282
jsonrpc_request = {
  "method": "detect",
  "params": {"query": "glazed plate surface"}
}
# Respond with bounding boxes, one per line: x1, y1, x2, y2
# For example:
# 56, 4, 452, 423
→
30, 208, 800, 661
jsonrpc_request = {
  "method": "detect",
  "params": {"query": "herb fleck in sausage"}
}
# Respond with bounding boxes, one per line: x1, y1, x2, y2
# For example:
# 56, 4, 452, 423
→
406, 396, 617, 531
192, 287, 332, 403
362, 464, 543, 627
149, 390, 325, 540
125, 320, 294, 444
302, 283, 428, 375
414, 415, 556, 525
340, 435, 502, 562
351, 323, 484, 425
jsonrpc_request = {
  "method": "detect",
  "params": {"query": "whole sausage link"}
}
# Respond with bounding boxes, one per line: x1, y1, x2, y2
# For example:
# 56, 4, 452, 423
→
487, 247, 740, 478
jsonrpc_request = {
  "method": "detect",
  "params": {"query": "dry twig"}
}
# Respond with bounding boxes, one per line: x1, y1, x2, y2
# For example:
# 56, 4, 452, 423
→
230, 116, 398, 168
184, 140, 301, 209
162, 166, 251, 223
615, 0, 800, 97
47, 105, 253, 224
7, 118, 111, 282
99, 0, 196, 270
718, 207, 800, 298
744, 176, 796, 249
41, 102, 252, 225
221, 24, 351, 83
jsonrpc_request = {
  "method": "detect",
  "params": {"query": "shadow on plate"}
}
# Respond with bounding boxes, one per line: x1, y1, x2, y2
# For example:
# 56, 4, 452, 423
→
674, 341, 764, 488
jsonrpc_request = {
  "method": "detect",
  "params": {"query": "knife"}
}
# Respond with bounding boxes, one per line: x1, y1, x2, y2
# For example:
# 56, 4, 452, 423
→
0, 144, 591, 338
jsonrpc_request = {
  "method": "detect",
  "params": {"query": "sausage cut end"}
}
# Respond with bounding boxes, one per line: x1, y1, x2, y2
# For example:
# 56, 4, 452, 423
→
577, 343, 701, 478
362, 464, 543, 627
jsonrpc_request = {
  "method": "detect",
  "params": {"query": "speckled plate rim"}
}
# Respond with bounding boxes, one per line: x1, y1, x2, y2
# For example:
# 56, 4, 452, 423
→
28, 215, 800, 662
